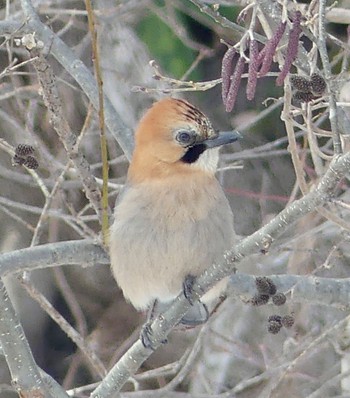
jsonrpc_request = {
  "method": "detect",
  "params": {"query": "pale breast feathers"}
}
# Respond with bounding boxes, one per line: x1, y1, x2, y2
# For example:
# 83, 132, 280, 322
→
110, 177, 235, 309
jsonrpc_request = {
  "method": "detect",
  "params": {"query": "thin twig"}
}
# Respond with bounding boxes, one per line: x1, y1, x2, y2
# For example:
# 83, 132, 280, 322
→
281, 78, 308, 194
0, 203, 35, 231
27, 46, 104, 224
85, 0, 110, 246
19, 0, 134, 159
0, 240, 109, 277
266, 313, 350, 396
0, 280, 53, 397
0, 138, 49, 197
318, 0, 342, 154
31, 163, 70, 246
52, 267, 88, 337
18, 276, 107, 378
161, 326, 207, 391
91, 149, 350, 396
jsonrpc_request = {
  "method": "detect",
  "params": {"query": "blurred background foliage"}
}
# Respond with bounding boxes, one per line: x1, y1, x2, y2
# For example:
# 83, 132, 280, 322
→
137, 2, 240, 79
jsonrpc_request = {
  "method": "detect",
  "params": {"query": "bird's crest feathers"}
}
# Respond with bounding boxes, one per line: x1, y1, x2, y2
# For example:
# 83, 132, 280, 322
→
128, 98, 218, 183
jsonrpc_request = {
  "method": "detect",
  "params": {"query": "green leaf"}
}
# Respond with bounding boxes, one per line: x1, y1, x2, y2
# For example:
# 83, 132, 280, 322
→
137, 12, 198, 79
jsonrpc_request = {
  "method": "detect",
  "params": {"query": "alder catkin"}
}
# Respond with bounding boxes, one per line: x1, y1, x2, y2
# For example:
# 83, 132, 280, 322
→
310, 73, 327, 96
281, 315, 295, 328
246, 39, 259, 100
12, 154, 26, 166
23, 155, 39, 170
225, 56, 245, 112
250, 294, 270, 306
293, 91, 316, 103
268, 320, 282, 334
259, 21, 287, 77
272, 292, 287, 306
255, 277, 272, 295
15, 144, 35, 156
221, 46, 237, 105
276, 12, 302, 86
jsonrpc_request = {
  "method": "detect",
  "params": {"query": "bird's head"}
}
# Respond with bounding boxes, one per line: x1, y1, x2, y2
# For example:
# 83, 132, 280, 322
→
128, 98, 241, 183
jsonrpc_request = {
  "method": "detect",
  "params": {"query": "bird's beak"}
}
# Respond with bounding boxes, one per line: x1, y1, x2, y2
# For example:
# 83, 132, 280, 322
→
202, 130, 242, 149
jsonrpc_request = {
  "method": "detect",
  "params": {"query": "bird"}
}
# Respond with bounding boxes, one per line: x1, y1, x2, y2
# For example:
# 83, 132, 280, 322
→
109, 98, 240, 339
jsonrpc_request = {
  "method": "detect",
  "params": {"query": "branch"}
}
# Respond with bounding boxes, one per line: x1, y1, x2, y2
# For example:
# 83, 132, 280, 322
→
17, 0, 134, 160
227, 273, 350, 309
0, 240, 108, 277
26, 42, 104, 223
0, 279, 53, 397
318, 0, 342, 154
0, 151, 346, 396
6, 239, 350, 311
40, 369, 70, 398
18, 276, 107, 378
85, 0, 110, 244
90, 151, 350, 396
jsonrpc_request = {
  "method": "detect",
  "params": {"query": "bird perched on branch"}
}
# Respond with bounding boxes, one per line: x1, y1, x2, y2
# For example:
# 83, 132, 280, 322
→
110, 98, 240, 338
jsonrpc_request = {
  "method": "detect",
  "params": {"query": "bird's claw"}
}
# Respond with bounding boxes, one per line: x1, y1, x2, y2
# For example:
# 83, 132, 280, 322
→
183, 274, 197, 305
140, 323, 167, 350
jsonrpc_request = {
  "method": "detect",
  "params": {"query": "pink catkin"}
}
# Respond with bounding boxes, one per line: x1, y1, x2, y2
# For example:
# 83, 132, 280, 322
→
256, 46, 267, 67
259, 21, 287, 77
246, 39, 259, 100
221, 46, 237, 105
225, 56, 245, 112
276, 11, 302, 86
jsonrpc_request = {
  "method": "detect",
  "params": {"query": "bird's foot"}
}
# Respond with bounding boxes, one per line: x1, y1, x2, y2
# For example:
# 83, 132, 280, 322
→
140, 322, 167, 351
182, 275, 210, 326
180, 301, 209, 326
183, 274, 197, 305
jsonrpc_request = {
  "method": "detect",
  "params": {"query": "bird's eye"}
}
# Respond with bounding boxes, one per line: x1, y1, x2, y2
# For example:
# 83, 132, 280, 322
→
176, 130, 195, 146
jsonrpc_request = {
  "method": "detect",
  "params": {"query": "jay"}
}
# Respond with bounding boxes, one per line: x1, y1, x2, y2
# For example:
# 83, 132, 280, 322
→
110, 98, 240, 334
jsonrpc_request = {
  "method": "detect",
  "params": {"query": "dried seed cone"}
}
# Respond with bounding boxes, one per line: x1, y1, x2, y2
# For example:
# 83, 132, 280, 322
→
24, 155, 39, 170
310, 73, 326, 96
290, 75, 312, 92
281, 315, 295, 328
272, 292, 287, 306
268, 315, 282, 325
266, 278, 277, 295
293, 91, 316, 103
15, 144, 35, 156
268, 320, 282, 334
12, 154, 26, 166
255, 277, 271, 295
250, 294, 270, 306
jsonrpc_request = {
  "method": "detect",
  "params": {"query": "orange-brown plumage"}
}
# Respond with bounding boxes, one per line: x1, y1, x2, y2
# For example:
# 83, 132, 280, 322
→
110, 98, 240, 325
129, 98, 217, 183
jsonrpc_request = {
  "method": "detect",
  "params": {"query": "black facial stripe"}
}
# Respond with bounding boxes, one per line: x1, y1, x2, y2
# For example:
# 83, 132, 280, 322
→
180, 144, 206, 164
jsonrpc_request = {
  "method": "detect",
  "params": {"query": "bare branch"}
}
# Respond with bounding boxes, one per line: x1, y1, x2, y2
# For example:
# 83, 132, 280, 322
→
85, 0, 110, 244
26, 46, 104, 223
318, 0, 342, 154
91, 150, 350, 396
0, 240, 108, 277
0, 279, 52, 397
16, 0, 134, 160
18, 277, 107, 378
